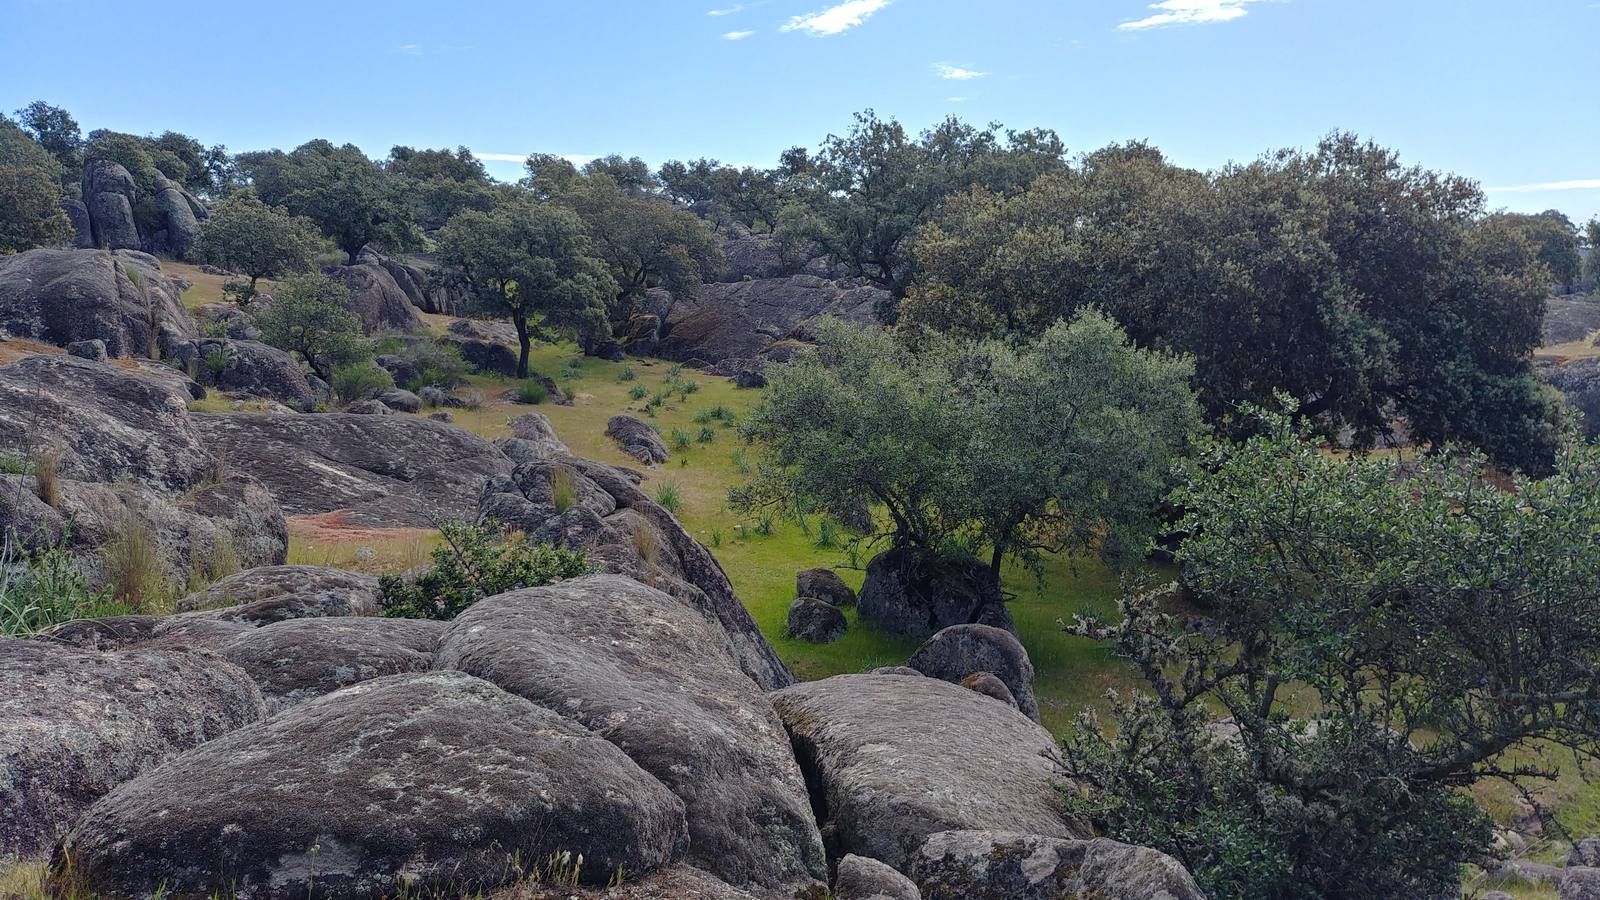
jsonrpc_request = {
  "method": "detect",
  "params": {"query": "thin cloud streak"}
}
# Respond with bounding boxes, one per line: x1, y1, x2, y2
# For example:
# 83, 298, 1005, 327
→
934, 62, 988, 80
1118, 0, 1265, 31
1485, 179, 1600, 194
722, 30, 756, 40
782, 0, 892, 35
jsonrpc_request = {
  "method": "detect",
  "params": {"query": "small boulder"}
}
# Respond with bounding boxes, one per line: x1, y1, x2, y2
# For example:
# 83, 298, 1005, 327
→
177, 565, 381, 618
607, 414, 670, 465
835, 854, 921, 900
58, 672, 689, 898
495, 411, 570, 461
176, 338, 317, 406
1572, 838, 1600, 868
798, 566, 856, 607
909, 624, 1040, 723
327, 260, 425, 333
960, 672, 1019, 710
345, 399, 393, 415
429, 410, 454, 423
1567, 869, 1600, 900
787, 596, 847, 643
871, 666, 924, 677
858, 546, 1012, 640
912, 831, 1203, 900
220, 617, 445, 711
376, 387, 421, 413
67, 338, 108, 362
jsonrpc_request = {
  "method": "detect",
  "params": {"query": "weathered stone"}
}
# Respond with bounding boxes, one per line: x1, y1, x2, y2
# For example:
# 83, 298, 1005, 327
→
606, 415, 669, 465
435, 575, 826, 895
770, 674, 1077, 873
909, 624, 1040, 722
193, 412, 513, 527
66, 338, 107, 361
494, 865, 761, 899
327, 261, 425, 333
449, 335, 520, 376
0, 638, 265, 862
476, 458, 792, 691
151, 172, 202, 259
1572, 837, 1600, 868
871, 666, 924, 677
857, 547, 1013, 640
0, 248, 195, 358
960, 672, 1019, 710
494, 411, 570, 462
449, 317, 519, 345
376, 387, 421, 413
658, 275, 884, 368
798, 567, 856, 608
835, 854, 921, 900
345, 398, 393, 415
176, 565, 381, 616
177, 337, 316, 406
1546, 357, 1600, 440
221, 616, 445, 711
912, 831, 1203, 900
1559, 867, 1598, 899
81, 160, 140, 250
787, 596, 847, 643
0, 354, 214, 491
58, 672, 689, 898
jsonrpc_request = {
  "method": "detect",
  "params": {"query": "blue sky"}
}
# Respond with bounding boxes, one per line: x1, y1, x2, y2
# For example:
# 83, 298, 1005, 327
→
3, 0, 1597, 221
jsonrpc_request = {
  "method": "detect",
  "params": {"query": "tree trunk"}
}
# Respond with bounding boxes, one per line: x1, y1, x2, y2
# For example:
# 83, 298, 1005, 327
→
513, 311, 531, 380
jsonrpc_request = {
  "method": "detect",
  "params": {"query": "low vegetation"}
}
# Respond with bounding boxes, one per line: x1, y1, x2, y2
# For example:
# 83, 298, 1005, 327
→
0, 528, 125, 637
378, 518, 590, 620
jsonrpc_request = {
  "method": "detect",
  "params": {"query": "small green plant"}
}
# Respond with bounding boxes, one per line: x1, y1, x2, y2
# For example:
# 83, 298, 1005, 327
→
655, 481, 683, 514
680, 380, 700, 398
710, 529, 723, 548
0, 526, 125, 638
102, 512, 169, 613
551, 465, 577, 514
670, 429, 692, 452
696, 425, 716, 444
330, 362, 394, 405
755, 512, 776, 536
628, 384, 648, 401
0, 451, 29, 475
379, 519, 591, 621
372, 334, 408, 356
815, 517, 840, 550
204, 348, 228, 379
666, 363, 684, 379
619, 366, 637, 382
649, 392, 668, 409
731, 447, 752, 475
514, 379, 549, 405
693, 408, 715, 424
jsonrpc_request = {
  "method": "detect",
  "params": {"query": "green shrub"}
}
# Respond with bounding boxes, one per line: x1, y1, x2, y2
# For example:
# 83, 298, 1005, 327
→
649, 392, 668, 408
405, 340, 471, 391
204, 348, 228, 379
710, 529, 723, 548
619, 366, 637, 382
0, 527, 127, 637
755, 512, 776, 536
0, 451, 28, 476
331, 362, 394, 404
697, 426, 716, 444
628, 384, 648, 401
655, 481, 683, 514
379, 519, 590, 620
731, 447, 752, 475
680, 380, 700, 397
372, 334, 408, 356
693, 409, 715, 424
670, 429, 692, 452
666, 364, 684, 379
514, 379, 549, 405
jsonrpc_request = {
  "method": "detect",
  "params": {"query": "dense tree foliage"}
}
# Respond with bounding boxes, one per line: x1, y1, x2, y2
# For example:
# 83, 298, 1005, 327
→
903, 134, 1563, 474
1065, 411, 1600, 897
237, 140, 420, 263
192, 189, 322, 301
13, 101, 82, 178
0, 114, 71, 252
438, 196, 616, 377
1486, 209, 1582, 290
387, 145, 498, 231
254, 273, 369, 380
735, 313, 1199, 575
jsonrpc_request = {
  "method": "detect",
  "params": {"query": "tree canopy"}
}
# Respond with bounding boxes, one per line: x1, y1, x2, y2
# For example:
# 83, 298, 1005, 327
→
1486, 209, 1583, 290
193, 189, 322, 301
0, 114, 71, 253
735, 312, 1200, 575
1065, 410, 1600, 897
438, 196, 616, 378
237, 140, 420, 264
255, 273, 369, 381
387, 145, 498, 231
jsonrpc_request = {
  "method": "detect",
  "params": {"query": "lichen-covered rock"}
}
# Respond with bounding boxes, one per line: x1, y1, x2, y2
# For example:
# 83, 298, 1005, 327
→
787, 596, 847, 643
345, 398, 393, 415
221, 617, 445, 711
67, 338, 107, 361
909, 624, 1040, 723
0, 354, 212, 491
494, 865, 761, 899
81, 160, 140, 251
476, 458, 792, 690
435, 575, 826, 895
857, 547, 1013, 641
606, 415, 669, 465
58, 672, 689, 898
0, 638, 265, 862
327, 260, 425, 333
176, 565, 381, 617
658, 275, 883, 368
376, 387, 421, 413
1572, 838, 1600, 868
769, 674, 1077, 873
798, 566, 856, 608
176, 337, 316, 406
912, 831, 1203, 900
0, 248, 194, 358
835, 854, 921, 900
193, 412, 513, 527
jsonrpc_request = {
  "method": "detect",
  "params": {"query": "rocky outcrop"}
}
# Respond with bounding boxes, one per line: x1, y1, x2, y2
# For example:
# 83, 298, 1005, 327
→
770, 674, 1077, 873
911, 831, 1203, 900
606, 415, 669, 465
1545, 357, 1600, 440
0, 354, 212, 491
835, 854, 922, 900
908, 624, 1040, 723
380, 255, 464, 316
857, 547, 1014, 640
798, 566, 856, 607
174, 337, 317, 407
76, 160, 209, 259
327, 260, 425, 333
219, 617, 444, 712
0, 638, 265, 862
495, 866, 761, 899
176, 565, 381, 617
58, 672, 690, 898
658, 275, 884, 368
1544, 296, 1600, 345
80, 160, 141, 251
193, 412, 513, 527
449, 317, 519, 345
435, 576, 826, 895
495, 412, 570, 462
477, 457, 792, 690
0, 248, 196, 358
148, 171, 204, 259
787, 596, 847, 643
376, 387, 421, 413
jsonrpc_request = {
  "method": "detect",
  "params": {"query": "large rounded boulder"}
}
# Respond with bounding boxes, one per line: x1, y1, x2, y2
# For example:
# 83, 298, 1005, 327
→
912, 831, 1203, 900
57, 672, 689, 899
605, 415, 669, 465
769, 674, 1078, 873
0, 638, 266, 862
434, 575, 827, 895
220, 617, 445, 711
908, 624, 1041, 723
0, 248, 194, 358
176, 565, 381, 618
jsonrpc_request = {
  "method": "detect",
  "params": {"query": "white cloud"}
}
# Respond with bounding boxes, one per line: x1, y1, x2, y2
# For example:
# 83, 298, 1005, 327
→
782, 0, 891, 35
1485, 179, 1600, 194
1118, 0, 1265, 31
722, 30, 756, 39
933, 62, 988, 80
395, 43, 422, 56
947, 96, 971, 103
708, 3, 745, 14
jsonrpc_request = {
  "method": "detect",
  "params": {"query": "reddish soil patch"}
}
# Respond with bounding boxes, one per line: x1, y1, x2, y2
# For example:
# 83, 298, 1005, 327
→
287, 510, 435, 546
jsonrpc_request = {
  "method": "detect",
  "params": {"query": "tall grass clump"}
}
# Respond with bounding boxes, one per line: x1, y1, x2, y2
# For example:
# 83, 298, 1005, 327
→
514, 379, 549, 405
0, 527, 123, 637
31, 446, 60, 508
551, 465, 577, 514
655, 481, 683, 514
103, 512, 169, 612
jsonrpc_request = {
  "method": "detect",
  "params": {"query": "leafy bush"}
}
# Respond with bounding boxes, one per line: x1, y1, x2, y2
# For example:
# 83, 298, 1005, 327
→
655, 481, 683, 514
0, 451, 28, 475
669, 429, 692, 452
404, 340, 471, 391
628, 384, 648, 401
514, 379, 549, 405
379, 519, 590, 620
331, 362, 394, 404
693, 408, 715, 424
255, 274, 370, 381
204, 348, 228, 379
679, 380, 700, 398
619, 366, 637, 382
0, 527, 126, 637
